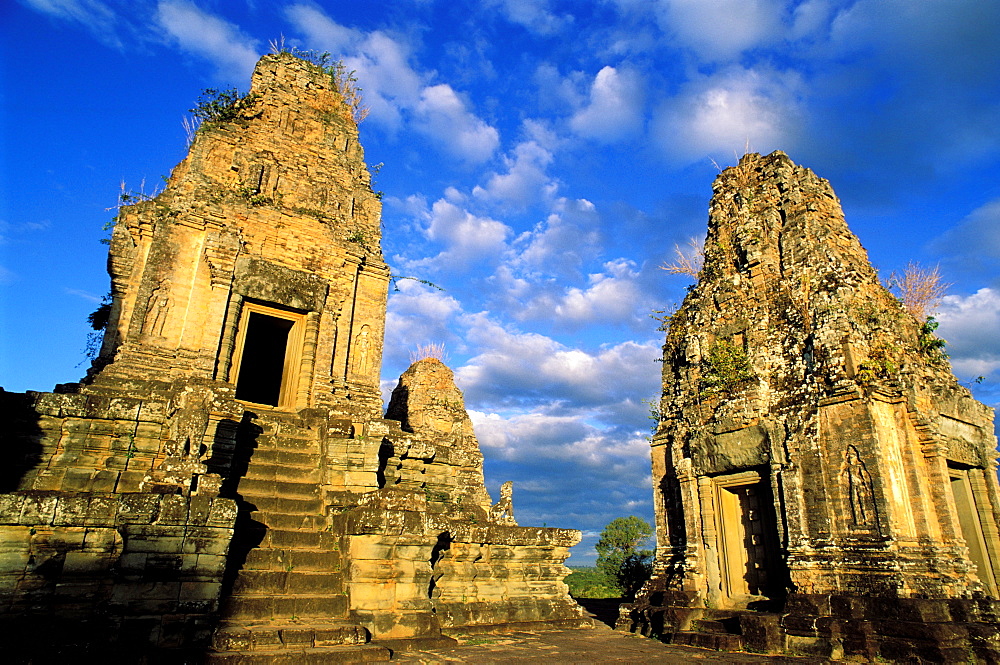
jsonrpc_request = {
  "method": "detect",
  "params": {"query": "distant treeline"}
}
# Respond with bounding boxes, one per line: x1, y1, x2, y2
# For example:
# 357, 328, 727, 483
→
565, 566, 621, 599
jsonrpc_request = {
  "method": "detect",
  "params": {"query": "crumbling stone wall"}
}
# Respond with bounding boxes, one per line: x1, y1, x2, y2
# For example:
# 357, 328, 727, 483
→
0, 53, 584, 661
622, 151, 1000, 661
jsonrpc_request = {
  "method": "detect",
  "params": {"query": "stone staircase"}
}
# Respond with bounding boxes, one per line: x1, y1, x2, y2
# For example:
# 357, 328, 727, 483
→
207, 416, 389, 663
667, 608, 782, 654
670, 611, 746, 650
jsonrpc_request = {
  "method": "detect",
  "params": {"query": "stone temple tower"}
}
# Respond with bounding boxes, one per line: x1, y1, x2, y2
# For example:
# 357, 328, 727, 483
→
0, 53, 585, 661
92, 53, 388, 418
620, 151, 1000, 661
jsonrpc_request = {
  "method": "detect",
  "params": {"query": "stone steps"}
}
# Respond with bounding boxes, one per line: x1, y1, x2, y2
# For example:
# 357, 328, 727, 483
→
241, 463, 322, 483
209, 623, 390, 662
220, 592, 349, 621
250, 510, 326, 531
205, 644, 391, 663
668, 612, 745, 651
248, 449, 321, 469
242, 495, 325, 515
244, 547, 342, 572
239, 478, 322, 499
232, 570, 345, 595
671, 630, 744, 651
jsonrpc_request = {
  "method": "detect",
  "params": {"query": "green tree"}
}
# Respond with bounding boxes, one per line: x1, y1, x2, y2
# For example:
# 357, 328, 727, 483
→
595, 516, 654, 599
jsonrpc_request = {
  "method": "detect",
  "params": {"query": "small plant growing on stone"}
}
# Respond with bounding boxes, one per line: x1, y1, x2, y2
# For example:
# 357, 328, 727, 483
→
83, 294, 112, 359
388, 274, 444, 292
700, 339, 755, 397
887, 262, 950, 321
917, 316, 948, 359
190, 88, 258, 124
410, 342, 448, 364
660, 237, 704, 280
856, 341, 900, 385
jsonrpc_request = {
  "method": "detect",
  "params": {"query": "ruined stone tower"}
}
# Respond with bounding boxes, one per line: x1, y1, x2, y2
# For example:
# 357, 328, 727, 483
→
0, 53, 585, 661
620, 151, 1000, 661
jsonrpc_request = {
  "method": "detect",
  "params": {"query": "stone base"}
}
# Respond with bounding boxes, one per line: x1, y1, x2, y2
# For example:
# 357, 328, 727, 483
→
440, 617, 595, 636
619, 592, 1000, 662
782, 593, 1000, 662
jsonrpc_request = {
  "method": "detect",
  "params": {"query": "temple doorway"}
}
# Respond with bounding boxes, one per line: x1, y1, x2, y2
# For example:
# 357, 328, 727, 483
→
713, 472, 786, 608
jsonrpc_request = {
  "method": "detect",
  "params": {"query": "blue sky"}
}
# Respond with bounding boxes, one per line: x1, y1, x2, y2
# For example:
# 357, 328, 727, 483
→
2, 0, 999, 566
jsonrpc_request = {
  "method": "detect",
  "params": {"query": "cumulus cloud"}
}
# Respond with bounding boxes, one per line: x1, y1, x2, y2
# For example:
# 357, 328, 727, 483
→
156, 1, 260, 82
513, 197, 602, 275
551, 259, 648, 326
473, 140, 558, 208
653, 65, 805, 164
937, 288, 1000, 380
653, 0, 785, 62
569, 66, 645, 143
405, 198, 512, 270
413, 85, 500, 163
286, 7, 498, 160
456, 313, 661, 408
468, 407, 655, 548
485, 0, 571, 35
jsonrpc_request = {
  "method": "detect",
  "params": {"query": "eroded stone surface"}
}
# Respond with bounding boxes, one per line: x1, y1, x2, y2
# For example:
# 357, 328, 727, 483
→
621, 151, 1000, 662
0, 53, 583, 660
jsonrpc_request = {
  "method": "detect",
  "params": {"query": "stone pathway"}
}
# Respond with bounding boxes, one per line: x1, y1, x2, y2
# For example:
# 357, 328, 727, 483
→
384, 598, 824, 663
390, 623, 816, 664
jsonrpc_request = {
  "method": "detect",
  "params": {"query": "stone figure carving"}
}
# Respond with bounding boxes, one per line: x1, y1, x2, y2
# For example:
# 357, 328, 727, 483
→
843, 445, 877, 529
353, 324, 371, 376
167, 386, 211, 454
490, 480, 517, 525
142, 280, 170, 336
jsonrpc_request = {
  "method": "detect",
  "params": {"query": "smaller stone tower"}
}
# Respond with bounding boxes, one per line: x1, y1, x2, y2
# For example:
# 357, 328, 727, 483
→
621, 151, 1000, 662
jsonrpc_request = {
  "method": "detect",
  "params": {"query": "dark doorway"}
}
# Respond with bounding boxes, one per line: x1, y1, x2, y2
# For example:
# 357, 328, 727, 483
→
716, 476, 787, 608
235, 312, 293, 406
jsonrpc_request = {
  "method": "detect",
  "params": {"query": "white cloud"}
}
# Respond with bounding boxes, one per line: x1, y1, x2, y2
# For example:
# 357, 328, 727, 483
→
551, 259, 647, 326
652, 65, 805, 164
456, 313, 661, 408
569, 66, 645, 143
23, 0, 121, 46
513, 197, 601, 275
486, 0, 571, 35
156, 1, 260, 82
284, 3, 358, 53
383, 280, 464, 378
789, 0, 833, 41
406, 198, 512, 270
287, 6, 496, 157
413, 84, 500, 163
654, 0, 785, 62
937, 288, 1000, 380
473, 140, 557, 208
285, 7, 423, 132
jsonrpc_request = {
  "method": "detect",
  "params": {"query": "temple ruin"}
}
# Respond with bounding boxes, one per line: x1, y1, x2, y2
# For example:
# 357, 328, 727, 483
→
0, 53, 586, 661
621, 151, 1000, 661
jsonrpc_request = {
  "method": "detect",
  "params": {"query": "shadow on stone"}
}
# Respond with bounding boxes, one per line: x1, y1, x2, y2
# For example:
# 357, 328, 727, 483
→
0, 391, 43, 492
574, 597, 624, 628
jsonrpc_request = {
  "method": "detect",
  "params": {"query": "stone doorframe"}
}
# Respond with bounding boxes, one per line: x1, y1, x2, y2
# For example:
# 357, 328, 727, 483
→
948, 464, 1000, 597
700, 469, 783, 609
